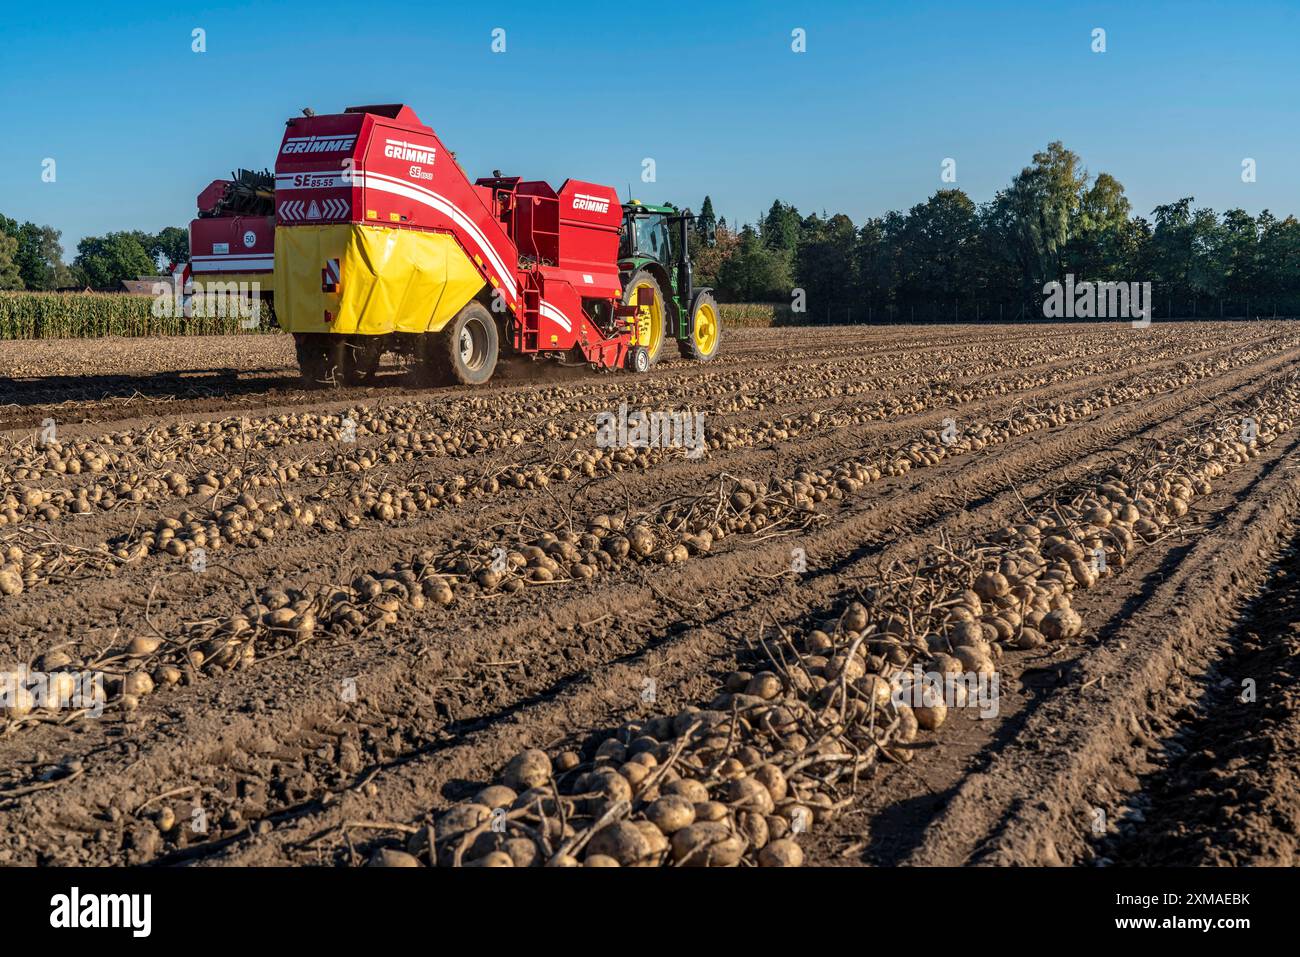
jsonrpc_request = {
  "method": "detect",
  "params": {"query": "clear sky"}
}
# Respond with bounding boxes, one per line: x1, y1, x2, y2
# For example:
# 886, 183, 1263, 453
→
1, 0, 1296, 252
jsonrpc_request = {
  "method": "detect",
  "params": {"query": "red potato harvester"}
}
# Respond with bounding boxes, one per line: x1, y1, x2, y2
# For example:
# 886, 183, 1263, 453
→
207, 103, 723, 386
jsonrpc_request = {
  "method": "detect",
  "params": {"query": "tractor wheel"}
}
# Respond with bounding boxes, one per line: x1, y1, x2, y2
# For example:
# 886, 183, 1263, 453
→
425, 301, 499, 386
679, 292, 722, 362
622, 270, 665, 367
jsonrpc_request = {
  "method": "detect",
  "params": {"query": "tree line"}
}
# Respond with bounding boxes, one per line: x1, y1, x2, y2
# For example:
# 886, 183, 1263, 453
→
0, 217, 188, 292
688, 142, 1300, 321
7, 139, 1300, 319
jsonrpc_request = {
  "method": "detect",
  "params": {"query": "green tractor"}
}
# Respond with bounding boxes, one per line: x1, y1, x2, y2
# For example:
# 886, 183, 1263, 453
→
618, 201, 722, 370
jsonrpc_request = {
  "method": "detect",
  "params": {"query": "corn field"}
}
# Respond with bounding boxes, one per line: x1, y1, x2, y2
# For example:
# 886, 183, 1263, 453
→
719, 303, 795, 328
0, 292, 272, 340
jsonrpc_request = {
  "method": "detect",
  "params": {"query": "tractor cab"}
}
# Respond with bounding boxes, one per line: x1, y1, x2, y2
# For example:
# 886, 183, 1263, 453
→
619, 204, 675, 265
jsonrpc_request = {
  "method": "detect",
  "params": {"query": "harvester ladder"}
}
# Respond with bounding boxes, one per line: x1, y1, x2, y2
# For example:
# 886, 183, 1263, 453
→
520, 271, 542, 352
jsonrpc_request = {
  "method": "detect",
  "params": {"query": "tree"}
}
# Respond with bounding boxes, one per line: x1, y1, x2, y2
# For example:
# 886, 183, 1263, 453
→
14, 223, 72, 290
150, 226, 189, 270
1069, 172, 1132, 280
716, 225, 792, 301
795, 213, 858, 318
72, 232, 157, 290
760, 201, 801, 253
1149, 198, 1195, 301
695, 196, 717, 248
0, 231, 21, 289
997, 141, 1088, 293
893, 189, 978, 308
692, 223, 738, 288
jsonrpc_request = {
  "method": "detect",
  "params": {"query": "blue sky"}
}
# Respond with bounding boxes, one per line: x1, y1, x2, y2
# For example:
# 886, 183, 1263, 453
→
1, 0, 1297, 253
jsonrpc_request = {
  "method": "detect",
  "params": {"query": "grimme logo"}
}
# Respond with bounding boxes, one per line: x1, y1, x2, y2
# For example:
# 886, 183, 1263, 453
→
573, 192, 610, 214
281, 134, 358, 154
383, 138, 437, 164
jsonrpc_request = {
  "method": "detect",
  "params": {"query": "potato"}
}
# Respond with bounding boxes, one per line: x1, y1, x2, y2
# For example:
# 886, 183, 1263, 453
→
554, 750, 581, 773
438, 803, 492, 836
501, 748, 552, 791
758, 838, 804, 867
646, 795, 696, 834
753, 764, 788, 803
466, 851, 514, 867
671, 822, 745, 866
0, 565, 24, 596
913, 687, 948, 731
664, 778, 709, 804
974, 570, 1010, 599
744, 672, 782, 700
474, 785, 517, 810
586, 821, 650, 866
954, 646, 994, 675
368, 847, 422, 867
1015, 627, 1046, 649
632, 820, 670, 863
894, 702, 919, 743
122, 671, 155, 697
126, 635, 162, 657
1041, 607, 1083, 641
727, 776, 775, 815
737, 811, 769, 850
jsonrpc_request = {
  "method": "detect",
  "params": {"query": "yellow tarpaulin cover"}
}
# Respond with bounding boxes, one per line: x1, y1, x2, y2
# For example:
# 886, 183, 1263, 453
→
274, 224, 486, 335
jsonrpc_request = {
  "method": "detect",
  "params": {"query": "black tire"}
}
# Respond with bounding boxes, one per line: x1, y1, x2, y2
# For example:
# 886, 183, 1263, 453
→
424, 301, 499, 386
678, 291, 723, 361
621, 269, 666, 367
296, 335, 380, 388
295, 335, 329, 388
626, 345, 650, 373
339, 338, 382, 386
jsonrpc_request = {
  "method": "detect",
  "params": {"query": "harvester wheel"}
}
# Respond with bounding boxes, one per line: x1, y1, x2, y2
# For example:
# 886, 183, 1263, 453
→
679, 291, 722, 362
340, 338, 382, 386
626, 345, 650, 373
622, 270, 665, 366
294, 335, 330, 388
296, 335, 380, 388
426, 301, 499, 386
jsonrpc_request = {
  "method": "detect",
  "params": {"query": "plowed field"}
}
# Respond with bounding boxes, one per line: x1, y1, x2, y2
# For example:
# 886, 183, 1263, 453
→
3, 322, 1298, 868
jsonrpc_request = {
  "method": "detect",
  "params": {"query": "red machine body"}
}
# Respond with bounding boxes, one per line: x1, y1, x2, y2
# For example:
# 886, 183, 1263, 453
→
189, 209, 275, 279
189, 176, 275, 284
273, 104, 636, 368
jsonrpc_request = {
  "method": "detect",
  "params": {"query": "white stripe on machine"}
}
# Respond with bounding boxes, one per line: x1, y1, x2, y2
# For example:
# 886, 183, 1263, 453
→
539, 300, 572, 332
351, 171, 517, 302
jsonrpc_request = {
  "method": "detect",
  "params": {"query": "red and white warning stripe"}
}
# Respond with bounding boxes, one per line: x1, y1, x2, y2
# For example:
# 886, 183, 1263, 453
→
322, 258, 341, 291
280, 198, 349, 221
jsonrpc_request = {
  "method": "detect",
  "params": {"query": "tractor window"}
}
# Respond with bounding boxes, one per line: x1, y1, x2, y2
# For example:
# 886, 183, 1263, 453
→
640, 215, 671, 263
620, 213, 672, 264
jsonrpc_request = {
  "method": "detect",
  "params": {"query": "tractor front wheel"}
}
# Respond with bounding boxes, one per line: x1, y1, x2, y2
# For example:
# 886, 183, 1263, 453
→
424, 301, 499, 386
679, 292, 722, 362
622, 270, 665, 367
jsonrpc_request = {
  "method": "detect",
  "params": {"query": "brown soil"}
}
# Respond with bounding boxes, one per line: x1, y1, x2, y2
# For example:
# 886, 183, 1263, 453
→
2, 321, 1299, 868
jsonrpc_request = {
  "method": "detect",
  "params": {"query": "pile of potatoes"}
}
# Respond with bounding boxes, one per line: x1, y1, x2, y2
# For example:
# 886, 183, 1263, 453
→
369, 393, 1295, 866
